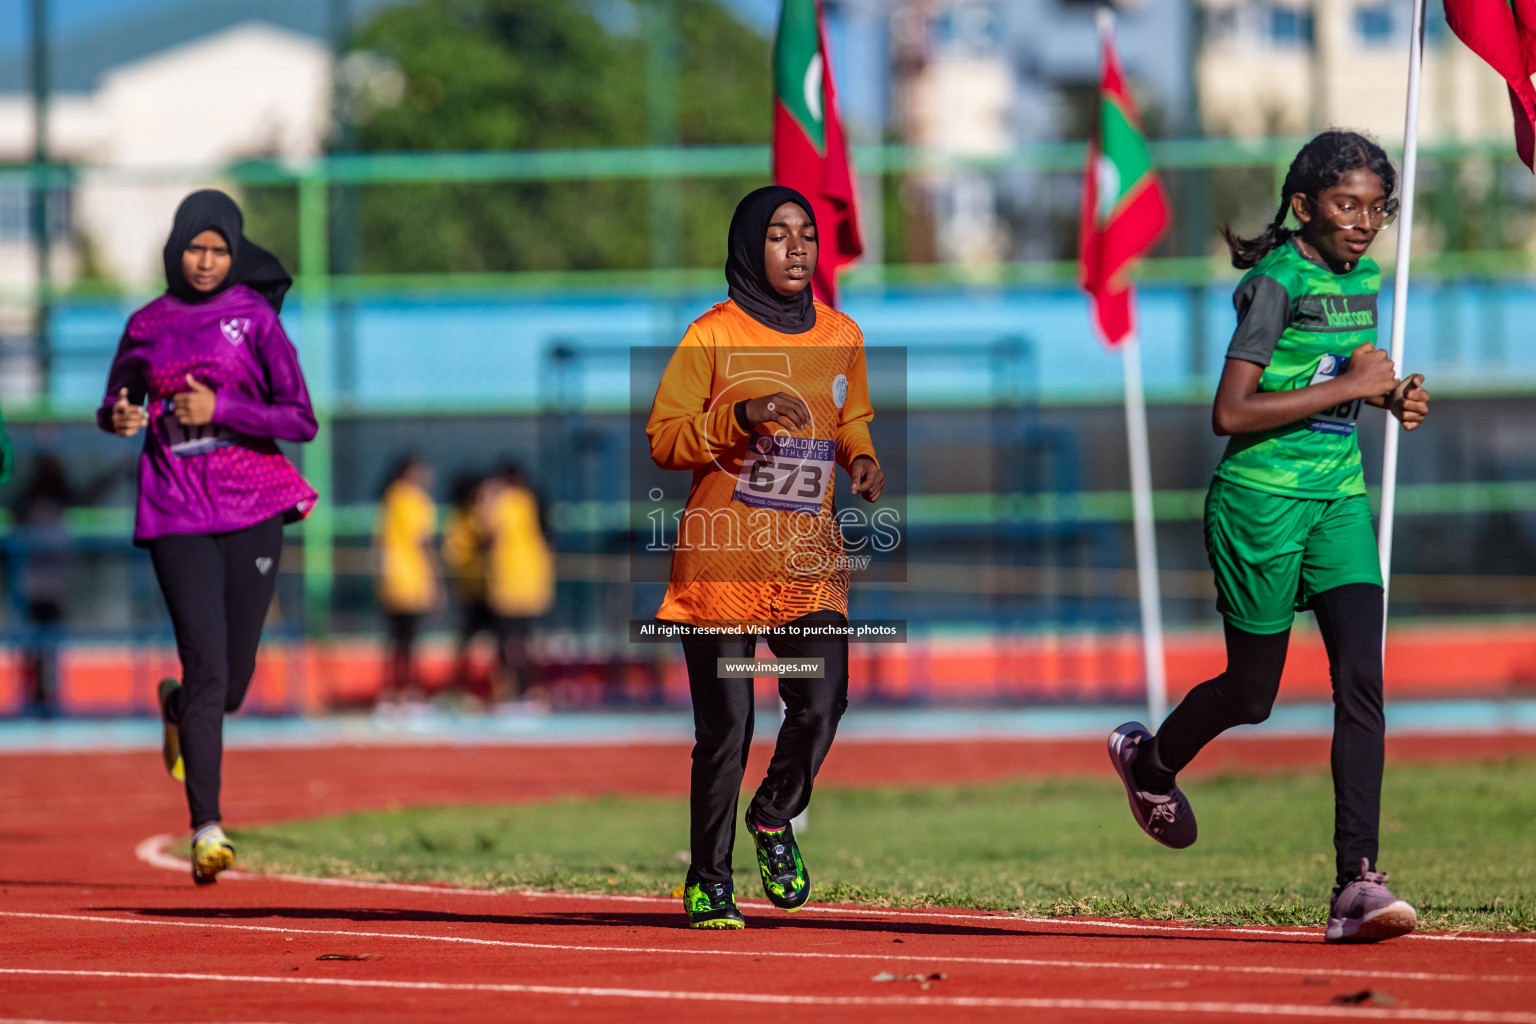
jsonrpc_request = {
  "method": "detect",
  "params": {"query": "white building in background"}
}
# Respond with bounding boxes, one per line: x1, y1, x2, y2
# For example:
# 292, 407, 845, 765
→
0, 21, 331, 292
893, 0, 1014, 266
1199, 0, 1515, 142
890, 0, 1198, 266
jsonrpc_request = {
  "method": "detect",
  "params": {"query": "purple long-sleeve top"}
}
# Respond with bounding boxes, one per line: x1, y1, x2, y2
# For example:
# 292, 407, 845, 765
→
97, 284, 320, 543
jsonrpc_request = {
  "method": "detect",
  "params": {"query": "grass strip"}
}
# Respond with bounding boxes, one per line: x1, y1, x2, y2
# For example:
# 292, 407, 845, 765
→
236, 760, 1536, 932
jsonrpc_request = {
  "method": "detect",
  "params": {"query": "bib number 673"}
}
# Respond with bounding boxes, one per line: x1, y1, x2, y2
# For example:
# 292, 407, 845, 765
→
749, 458, 823, 498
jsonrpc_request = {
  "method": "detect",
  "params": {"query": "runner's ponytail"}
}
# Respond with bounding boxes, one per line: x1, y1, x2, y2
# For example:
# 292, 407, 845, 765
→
1222, 198, 1294, 271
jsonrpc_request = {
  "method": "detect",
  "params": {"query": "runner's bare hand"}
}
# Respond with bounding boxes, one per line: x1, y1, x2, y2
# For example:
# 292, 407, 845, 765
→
112, 388, 149, 437
1344, 343, 1399, 400
173, 374, 217, 426
1390, 373, 1430, 432
850, 455, 884, 502
744, 392, 809, 432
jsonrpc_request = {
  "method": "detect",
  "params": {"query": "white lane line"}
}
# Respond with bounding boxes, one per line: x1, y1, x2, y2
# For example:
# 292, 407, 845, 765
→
135, 833, 1536, 946
1, 968, 1533, 1022
1, 910, 1530, 986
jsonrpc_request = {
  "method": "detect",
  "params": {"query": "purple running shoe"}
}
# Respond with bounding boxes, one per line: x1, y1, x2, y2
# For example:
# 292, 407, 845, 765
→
1107, 721, 1197, 849
1326, 858, 1417, 943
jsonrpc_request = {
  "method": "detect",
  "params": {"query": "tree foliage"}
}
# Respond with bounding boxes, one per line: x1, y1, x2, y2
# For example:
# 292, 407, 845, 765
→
339, 0, 772, 275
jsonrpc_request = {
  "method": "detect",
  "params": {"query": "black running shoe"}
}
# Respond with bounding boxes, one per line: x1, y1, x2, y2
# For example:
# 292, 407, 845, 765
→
684, 880, 746, 930
1108, 721, 1197, 849
746, 810, 810, 910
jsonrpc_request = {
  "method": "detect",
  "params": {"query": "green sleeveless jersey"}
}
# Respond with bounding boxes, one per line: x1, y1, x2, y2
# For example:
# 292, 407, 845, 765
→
1213, 238, 1378, 499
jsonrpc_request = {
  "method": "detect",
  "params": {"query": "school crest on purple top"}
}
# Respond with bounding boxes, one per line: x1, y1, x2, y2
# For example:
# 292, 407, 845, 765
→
220, 317, 251, 345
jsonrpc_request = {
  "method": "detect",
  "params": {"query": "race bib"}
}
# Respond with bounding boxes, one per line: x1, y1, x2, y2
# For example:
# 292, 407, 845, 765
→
1304, 353, 1362, 436
733, 434, 835, 514
160, 405, 234, 457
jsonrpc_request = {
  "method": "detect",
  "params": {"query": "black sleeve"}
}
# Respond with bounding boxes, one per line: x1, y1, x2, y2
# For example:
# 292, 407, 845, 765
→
1225, 275, 1291, 367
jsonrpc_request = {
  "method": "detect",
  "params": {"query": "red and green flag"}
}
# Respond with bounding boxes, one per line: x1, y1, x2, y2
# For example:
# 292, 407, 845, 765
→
773, 0, 862, 307
1078, 28, 1171, 347
1444, 0, 1536, 170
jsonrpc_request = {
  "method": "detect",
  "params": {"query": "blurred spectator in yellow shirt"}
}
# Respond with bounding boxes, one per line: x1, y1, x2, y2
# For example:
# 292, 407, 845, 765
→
477, 463, 555, 704
373, 456, 438, 706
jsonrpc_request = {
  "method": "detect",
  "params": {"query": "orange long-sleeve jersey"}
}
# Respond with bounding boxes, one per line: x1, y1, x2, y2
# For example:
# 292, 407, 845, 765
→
647, 299, 878, 628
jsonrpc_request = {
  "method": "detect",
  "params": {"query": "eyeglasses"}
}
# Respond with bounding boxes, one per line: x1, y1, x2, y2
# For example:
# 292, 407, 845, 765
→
1310, 196, 1400, 229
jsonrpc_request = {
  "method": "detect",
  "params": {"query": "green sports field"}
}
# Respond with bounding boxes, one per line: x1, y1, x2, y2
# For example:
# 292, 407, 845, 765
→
235, 760, 1536, 933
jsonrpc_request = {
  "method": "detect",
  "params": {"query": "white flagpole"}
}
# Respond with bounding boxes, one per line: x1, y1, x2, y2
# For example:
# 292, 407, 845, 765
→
1094, 8, 1168, 728
1377, 0, 1427, 652
1121, 332, 1169, 727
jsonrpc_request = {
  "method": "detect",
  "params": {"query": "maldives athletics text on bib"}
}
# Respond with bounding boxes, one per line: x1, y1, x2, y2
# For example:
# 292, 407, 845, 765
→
733, 432, 835, 514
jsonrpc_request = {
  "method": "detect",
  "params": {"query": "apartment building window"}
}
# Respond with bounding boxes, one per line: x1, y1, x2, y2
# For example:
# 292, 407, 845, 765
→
0, 188, 27, 244
1356, 3, 1395, 42
1268, 3, 1315, 45
934, 1, 1003, 57
0, 187, 72, 244
1201, 6, 1241, 45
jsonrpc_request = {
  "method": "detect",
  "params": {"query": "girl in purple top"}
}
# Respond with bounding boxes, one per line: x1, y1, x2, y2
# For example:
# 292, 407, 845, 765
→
99, 190, 318, 884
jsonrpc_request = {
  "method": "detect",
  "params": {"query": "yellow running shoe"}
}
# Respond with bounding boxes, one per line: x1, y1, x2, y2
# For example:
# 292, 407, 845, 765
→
157, 678, 184, 782
191, 826, 234, 885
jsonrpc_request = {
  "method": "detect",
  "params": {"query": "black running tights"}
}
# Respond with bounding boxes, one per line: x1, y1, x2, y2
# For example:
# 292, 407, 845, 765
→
148, 515, 284, 828
680, 609, 850, 886
1134, 583, 1385, 886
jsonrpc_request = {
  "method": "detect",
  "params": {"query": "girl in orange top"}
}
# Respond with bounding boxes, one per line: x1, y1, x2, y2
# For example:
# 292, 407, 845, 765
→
647, 185, 884, 929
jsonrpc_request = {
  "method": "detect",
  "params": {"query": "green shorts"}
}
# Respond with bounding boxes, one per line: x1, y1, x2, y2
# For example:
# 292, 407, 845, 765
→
1204, 477, 1383, 634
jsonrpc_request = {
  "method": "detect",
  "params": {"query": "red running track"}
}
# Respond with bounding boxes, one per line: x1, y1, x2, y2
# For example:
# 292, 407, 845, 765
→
2, 735, 1535, 1023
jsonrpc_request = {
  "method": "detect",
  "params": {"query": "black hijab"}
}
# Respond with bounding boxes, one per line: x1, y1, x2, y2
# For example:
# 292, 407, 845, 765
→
163, 189, 293, 313
725, 185, 817, 334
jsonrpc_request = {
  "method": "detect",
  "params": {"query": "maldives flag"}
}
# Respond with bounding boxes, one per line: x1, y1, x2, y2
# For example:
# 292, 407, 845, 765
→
1078, 28, 1171, 347
1444, 0, 1536, 171
773, 0, 862, 307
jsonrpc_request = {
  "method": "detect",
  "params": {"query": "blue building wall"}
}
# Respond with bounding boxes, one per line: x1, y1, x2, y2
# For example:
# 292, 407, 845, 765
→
50, 278, 1536, 414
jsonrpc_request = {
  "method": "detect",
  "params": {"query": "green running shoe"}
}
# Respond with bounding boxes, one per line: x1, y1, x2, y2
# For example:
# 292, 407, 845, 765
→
191, 826, 235, 886
157, 678, 184, 783
747, 811, 810, 910
684, 880, 745, 929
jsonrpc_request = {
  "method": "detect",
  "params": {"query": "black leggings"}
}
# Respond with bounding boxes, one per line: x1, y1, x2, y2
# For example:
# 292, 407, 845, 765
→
456, 601, 534, 700
385, 613, 422, 698
149, 515, 284, 828
1135, 583, 1385, 886
680, 609, 850, 886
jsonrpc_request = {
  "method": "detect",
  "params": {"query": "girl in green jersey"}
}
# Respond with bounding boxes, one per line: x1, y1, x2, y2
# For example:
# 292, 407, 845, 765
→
1107, 131, 1431, 943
